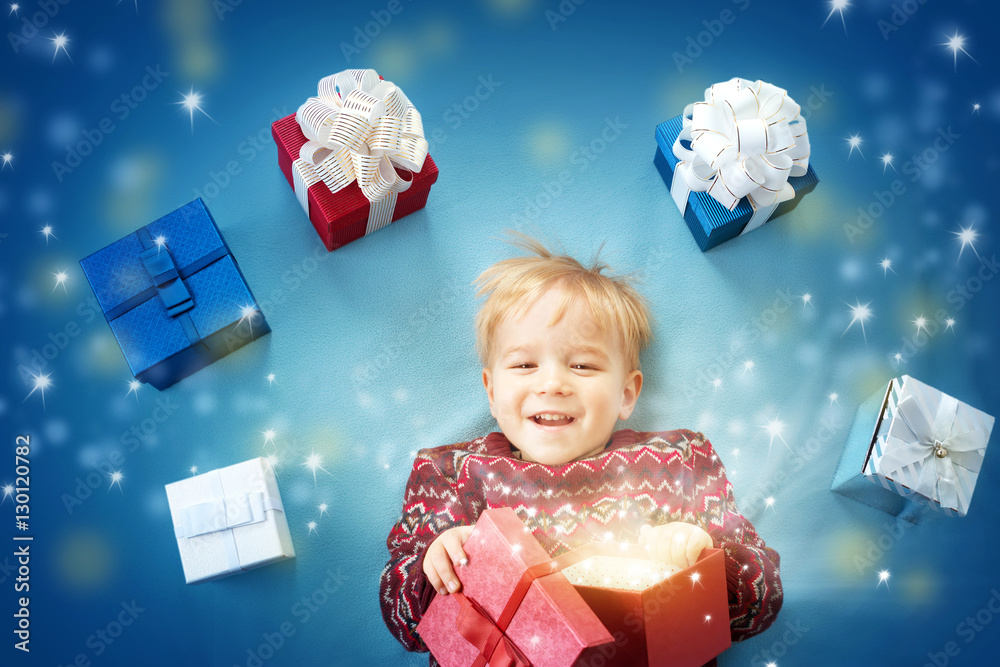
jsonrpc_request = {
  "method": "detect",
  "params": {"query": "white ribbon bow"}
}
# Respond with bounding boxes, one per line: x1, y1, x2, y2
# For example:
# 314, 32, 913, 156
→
878, 392, 985, 511
671, 78, 811, 235
178, 491, 278, 539
293, 68, 428, 235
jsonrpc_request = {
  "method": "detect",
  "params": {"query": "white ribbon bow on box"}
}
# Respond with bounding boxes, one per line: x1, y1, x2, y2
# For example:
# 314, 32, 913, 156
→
878, 392, 986, 511
671, 78, 811, 235
293, 69, 429, 236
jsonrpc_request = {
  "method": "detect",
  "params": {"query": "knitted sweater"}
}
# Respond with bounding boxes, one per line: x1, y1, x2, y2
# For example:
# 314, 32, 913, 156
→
380, 428, 782, 656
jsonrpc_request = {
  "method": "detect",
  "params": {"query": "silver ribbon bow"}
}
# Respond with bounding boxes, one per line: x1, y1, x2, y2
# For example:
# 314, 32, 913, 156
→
878, 392, 985, 510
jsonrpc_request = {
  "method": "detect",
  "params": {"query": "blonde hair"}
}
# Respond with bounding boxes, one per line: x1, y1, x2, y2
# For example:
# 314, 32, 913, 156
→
474, 233, 652, 370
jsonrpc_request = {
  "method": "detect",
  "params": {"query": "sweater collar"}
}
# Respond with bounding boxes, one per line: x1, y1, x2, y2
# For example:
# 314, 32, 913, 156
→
483, 429, 641, 460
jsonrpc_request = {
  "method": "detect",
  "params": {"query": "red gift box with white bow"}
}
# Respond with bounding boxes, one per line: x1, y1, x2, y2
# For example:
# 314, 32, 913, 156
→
272, 68, 438, 251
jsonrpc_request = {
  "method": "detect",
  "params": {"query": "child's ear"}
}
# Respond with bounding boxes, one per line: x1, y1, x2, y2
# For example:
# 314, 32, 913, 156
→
482, 368, 497, 418
618, 370, 643, 420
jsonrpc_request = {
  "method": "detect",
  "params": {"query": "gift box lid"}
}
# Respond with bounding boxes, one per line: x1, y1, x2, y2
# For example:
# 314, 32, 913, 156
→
271, 113, 439, 208
165, 457, 295, 584
654, 115, 819, 250
417, 508, 614, 667
873, 375, 994, 516
79, 199, 266, 380
81, 199, 231, 317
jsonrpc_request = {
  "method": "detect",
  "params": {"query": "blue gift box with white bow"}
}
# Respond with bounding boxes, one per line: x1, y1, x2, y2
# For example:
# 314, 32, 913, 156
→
80, 199, 270, 390
654, 78, 820, 251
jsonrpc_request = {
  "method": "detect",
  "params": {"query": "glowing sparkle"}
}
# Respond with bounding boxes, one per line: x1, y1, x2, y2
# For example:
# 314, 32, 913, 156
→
731, 448, 740, 460
828, 392, 839, 405
189, 466, 198, 476
953, 224, 981, 262
318, 503, 329, 516
941, 31, 977, 71
1, 483, 13, 503
845, 133, 864, 159
50, 31, 71, 62
126, 379, 142, 400
712, 378, 722, 391
153, 234, 167, 250
1, 151, 12, 171
108, 470, 124, 493
690, 571, 703, 588
265, 454, 279, 469
266, 373, 276, 386
307, 520, 318, 535
877, 569, 890, 589
765, 497, 775, 510
52, 270, 69, 294
25, 371, 52, 408
238, 303, 260, 336
40, 224, 57, 244
972, 103, 981, 115
913, 315, 929, 334
879, 258, 896, 277
893, 352, 904, 363
176, 87, 216, 133
303, 452, 331, 484
704, 614, 712, 623
762, 417, 790, 452
843, 300, 873, 342
822, 0, 850, 34
743, 360, 755, 374
9, 4, 19, 16
801, 293, 813, 308
945, 317, 956, 331
766, 663, 777, 667
880, 152, 895, 173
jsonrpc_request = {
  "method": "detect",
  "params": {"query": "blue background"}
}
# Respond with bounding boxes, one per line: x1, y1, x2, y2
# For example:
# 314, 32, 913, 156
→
2, 0, 999, 665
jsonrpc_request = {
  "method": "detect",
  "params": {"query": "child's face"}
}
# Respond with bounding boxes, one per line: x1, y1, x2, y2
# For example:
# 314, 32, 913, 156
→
482, 286, 642, 465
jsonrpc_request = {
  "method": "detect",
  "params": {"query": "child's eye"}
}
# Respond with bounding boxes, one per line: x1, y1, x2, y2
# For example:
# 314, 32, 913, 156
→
511, 362, 535, 369
572, 364, 597, 371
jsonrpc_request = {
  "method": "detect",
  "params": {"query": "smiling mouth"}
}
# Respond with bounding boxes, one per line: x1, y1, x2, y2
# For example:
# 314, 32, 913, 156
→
532, 413, 575, 427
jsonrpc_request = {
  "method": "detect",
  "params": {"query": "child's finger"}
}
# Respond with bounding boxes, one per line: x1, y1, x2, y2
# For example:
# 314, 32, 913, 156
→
423, 557, 446, 596
442, 533, 470, 571
429, 546, 460, 594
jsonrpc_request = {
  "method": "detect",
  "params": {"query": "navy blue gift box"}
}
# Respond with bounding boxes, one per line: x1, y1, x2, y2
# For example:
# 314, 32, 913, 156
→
80, 199, 270, 390
654, 115, 820, 251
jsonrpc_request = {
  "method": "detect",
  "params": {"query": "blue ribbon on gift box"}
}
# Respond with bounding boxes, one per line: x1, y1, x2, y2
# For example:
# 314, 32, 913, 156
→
104, 227, 229, 346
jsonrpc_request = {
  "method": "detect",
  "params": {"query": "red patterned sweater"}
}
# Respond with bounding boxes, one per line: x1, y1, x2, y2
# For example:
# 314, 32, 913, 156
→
380, 428, 782, 655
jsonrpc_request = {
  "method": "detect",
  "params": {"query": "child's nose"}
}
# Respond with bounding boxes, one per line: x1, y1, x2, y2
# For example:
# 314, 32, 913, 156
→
536, 366, 571, 395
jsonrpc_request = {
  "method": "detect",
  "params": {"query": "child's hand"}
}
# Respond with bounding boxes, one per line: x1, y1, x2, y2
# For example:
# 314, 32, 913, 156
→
423, 525, 475, 596
638, 522, 713, 569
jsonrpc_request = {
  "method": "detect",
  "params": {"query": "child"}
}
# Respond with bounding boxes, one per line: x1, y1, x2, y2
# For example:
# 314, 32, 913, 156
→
380, 236, 782, 660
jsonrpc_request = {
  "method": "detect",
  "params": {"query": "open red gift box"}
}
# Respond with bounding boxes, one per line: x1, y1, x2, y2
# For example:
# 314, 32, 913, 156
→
272, 113, 438, 251
417, 508, 731, 667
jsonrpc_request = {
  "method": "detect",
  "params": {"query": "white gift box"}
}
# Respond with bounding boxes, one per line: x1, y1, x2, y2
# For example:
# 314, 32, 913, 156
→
867, 375, 993, 517
165, 457, 295, 584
